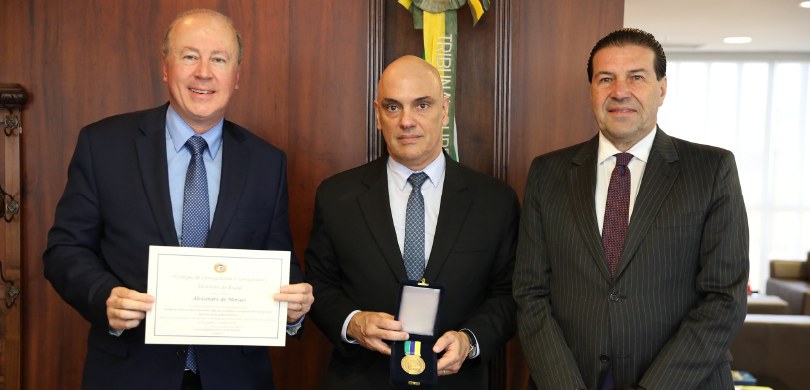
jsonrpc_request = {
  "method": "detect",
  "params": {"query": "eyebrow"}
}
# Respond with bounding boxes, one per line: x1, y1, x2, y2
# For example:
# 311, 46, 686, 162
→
595, 68, 650, 77
178, 47, 231, 58
378, 96, 437, 107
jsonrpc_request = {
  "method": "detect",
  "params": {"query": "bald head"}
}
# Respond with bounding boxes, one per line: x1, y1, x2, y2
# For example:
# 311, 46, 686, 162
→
164, 9, 243, 64
377, 55, 443, 102
374, 55, 449, 171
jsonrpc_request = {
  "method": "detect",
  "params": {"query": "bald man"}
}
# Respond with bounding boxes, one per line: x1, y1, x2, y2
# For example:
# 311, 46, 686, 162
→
305, 55, 519, 389
44, 9, 312, 389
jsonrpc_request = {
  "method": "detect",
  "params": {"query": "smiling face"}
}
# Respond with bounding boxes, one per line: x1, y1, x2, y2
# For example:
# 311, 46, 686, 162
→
162, 12, 241, 133
590, 44, 667, 151
374, 56, 449, 171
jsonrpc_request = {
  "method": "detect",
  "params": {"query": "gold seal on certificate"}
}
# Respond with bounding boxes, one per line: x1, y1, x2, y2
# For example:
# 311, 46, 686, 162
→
401, 340, 425, 375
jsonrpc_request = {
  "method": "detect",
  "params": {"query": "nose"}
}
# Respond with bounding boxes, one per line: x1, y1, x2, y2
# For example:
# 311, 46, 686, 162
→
194, 60, 212, 79
399, 107, 416, 129
609, 78, 631, 99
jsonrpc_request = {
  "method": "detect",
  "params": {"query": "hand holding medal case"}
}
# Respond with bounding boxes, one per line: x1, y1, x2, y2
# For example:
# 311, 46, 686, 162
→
390, 278, 444, 389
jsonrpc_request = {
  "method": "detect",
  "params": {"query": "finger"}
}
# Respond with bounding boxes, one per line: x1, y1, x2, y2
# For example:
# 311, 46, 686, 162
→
109, 315, 145, 330
375, 329, 409, 342
273, 293, 311, 305
278, 282, 313, 295
112, 287, 155, 303
373, 316, 404, 332
365, 337, 392, 355
107, 289, 153, 312
432, 332, 455, 353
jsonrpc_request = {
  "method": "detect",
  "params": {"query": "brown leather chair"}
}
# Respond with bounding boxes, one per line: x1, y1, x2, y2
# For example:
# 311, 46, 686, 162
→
765, 253, 810, 315
730, 314, 810, 390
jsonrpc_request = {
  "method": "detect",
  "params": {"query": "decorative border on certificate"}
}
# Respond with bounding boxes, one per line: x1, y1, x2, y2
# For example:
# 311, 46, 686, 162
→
145, 245, 290, 346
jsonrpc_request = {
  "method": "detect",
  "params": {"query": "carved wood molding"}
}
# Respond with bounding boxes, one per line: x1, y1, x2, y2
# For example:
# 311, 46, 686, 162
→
0, 82, 27, 390
493, 0, 511, 182
367, 0, 385, 162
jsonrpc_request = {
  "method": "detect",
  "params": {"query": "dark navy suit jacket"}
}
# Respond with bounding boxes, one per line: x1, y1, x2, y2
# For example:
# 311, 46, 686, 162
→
44, 103, 302, 389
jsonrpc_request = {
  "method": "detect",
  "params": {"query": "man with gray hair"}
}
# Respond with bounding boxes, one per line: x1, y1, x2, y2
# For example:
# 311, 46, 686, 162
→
44, 9, 313, 389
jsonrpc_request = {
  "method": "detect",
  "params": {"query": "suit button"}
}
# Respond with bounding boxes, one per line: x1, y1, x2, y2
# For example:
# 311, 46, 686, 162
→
609, 292, 620, 301
599, 354, 610, 363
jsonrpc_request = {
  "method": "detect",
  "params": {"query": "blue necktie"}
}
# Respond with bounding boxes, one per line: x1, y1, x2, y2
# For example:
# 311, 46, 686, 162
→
181, 135, 209, 373
403, 172, 429, 281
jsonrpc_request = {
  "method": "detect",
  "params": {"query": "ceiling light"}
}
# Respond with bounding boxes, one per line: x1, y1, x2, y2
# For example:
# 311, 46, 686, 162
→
801, 2, 810, 9
723, 36, 752, 44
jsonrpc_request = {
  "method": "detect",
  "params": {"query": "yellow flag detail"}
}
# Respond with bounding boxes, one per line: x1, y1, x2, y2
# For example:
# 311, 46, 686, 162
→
468, 0, 485, 23
422, 11, 447, 78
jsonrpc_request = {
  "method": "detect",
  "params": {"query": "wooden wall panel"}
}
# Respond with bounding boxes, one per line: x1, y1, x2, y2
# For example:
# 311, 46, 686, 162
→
508, 0, 625, 199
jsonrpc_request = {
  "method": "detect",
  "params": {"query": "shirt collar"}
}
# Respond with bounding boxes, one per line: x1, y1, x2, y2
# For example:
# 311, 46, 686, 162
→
597, 126, 657, 165
166, 105, 223, 158
387, 152, 446, 191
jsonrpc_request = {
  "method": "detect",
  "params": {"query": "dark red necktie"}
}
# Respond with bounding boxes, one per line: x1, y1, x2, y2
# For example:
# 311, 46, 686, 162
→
602, 152, 633, 277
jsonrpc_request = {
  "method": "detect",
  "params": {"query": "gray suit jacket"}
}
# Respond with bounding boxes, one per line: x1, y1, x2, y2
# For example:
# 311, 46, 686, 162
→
514, 129, 749, 389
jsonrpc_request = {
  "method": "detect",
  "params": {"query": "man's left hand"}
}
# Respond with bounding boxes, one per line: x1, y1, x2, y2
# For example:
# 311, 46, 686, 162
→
274, 282, 314, 323
433, 330, 470, 376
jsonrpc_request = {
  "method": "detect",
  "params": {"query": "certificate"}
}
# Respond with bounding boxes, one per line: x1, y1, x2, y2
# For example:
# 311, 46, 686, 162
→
145, 245, 290, 346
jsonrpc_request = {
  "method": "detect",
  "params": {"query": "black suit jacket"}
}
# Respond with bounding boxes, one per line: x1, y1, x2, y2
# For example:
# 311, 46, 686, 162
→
306, 154, 519, 389
514, 129, 749, 389
44, 104, 302, 389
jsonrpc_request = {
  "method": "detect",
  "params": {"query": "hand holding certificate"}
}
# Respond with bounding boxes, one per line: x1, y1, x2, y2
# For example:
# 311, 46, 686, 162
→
145, 246, 290, 346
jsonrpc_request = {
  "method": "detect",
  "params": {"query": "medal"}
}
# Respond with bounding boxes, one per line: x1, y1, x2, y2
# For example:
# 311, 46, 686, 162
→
400, 340, 426, 375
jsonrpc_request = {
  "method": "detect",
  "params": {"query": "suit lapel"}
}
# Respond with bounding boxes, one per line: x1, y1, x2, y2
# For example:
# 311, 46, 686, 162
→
358, 157, 409, 281
569, 136, 613, 281
616, 129, 680, 277
134, 104, 179, 246
423, 156, 471, 282
207, 122, 249, 248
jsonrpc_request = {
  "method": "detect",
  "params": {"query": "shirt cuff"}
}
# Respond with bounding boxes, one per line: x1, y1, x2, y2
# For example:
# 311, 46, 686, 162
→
460, 328, 480, 359
108, 328, 124, 337
341, 310, 361, 343
286, 315, 305, 336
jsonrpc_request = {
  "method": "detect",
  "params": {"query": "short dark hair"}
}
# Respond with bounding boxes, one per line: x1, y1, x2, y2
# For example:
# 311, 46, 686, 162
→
587, 28, 666, 82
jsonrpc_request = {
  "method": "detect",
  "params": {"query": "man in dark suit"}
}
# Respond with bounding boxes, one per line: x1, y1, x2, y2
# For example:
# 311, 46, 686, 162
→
43, 9, 314, 389
514, 28, 749, 389
306, 55, 519, 389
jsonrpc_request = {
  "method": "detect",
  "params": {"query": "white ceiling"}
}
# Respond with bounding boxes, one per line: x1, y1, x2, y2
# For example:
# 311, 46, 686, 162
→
624, 0, 810, 53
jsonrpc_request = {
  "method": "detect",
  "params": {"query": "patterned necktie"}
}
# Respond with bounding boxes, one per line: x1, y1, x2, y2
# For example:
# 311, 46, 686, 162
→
602, 152, 633, 277
403, 172, 429, 281
181, 135, 209, 373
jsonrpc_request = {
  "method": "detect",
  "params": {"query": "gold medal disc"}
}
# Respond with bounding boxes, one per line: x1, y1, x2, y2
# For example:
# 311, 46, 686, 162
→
401, 354, 426, 375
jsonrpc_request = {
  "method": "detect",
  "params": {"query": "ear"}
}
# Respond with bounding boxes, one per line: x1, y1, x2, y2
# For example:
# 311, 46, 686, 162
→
372, 100, 382, 130
441, 95, 450, 126
162, 56, 169, 83
658, 76, 667, 106
235, 68, 240, 90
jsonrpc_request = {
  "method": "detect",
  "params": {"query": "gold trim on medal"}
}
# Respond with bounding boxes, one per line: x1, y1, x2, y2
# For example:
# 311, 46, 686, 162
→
401, 354, 425, 375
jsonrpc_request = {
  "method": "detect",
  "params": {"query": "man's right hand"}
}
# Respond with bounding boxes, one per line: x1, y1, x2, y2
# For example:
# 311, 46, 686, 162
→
106, 287, 155, 331
347, 311, 409, 355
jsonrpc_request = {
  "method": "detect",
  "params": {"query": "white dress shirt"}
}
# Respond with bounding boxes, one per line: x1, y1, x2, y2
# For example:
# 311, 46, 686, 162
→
595, 127, 657, 233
